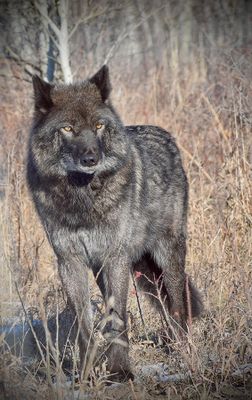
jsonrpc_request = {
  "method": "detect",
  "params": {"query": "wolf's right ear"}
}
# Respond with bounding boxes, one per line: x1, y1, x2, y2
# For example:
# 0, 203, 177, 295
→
32, 75, 54, 114
89, 65, 111, 102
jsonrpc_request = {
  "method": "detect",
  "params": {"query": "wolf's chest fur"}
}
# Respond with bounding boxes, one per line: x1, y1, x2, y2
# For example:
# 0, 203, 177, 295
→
45, 170, 150, 265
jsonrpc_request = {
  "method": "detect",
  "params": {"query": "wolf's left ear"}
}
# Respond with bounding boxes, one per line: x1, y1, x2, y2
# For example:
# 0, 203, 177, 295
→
90, 65, 111, 102
32, 75, 54, 114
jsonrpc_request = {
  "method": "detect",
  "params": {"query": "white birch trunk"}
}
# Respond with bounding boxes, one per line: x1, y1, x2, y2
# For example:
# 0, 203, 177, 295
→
58, 0, 73, 83
37, 0, 50, 80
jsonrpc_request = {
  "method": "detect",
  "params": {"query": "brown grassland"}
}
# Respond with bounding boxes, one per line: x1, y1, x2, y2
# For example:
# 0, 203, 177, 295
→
0, 47, 251, 399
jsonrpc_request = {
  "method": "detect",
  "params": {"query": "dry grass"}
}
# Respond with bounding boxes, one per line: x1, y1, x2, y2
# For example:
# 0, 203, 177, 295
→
0, 47, 252, 399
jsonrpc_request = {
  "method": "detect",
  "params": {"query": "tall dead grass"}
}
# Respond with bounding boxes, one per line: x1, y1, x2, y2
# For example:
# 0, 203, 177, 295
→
0, 46, 251, 399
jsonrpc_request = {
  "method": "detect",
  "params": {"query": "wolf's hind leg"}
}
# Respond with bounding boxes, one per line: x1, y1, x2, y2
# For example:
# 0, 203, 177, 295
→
151, 233, 189, 332
134, 251, 203, 333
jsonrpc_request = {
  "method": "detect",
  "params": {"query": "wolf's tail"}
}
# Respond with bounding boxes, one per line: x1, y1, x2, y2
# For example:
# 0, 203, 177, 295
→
132, 253, 203, 319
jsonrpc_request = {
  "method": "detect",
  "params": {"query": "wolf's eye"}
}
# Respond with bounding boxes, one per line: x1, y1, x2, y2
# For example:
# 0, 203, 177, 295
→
61, 126, 73, 133
96, 123, 104, 130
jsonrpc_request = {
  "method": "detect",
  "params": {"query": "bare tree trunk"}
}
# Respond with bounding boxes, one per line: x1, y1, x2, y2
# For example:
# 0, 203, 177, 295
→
37, 0, 50, 80
58, 0, 73, 83
35, 0, 73, 83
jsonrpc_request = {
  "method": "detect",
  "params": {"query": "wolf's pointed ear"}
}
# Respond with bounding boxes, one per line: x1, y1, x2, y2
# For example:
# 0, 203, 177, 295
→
32, 75, 54, 114
89, 65, 111, 102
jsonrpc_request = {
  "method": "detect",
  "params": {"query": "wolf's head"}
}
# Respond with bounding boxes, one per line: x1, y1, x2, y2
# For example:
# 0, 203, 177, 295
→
30, 66, 129, 179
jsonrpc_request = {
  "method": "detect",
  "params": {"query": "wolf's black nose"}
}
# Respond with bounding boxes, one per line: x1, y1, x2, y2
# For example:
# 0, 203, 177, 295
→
80, 152, 99, 167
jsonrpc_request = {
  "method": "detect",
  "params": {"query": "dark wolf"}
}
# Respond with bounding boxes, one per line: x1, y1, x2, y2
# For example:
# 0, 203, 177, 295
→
27, 65, 202, 381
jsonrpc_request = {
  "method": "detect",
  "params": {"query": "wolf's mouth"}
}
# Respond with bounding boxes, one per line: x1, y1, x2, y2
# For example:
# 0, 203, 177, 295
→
67, 171, 94, 186
61, 153, 121, 177
61, 156, 103, 175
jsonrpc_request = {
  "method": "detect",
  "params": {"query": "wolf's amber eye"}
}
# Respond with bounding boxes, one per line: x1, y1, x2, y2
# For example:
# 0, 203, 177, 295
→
96, 123, 104, 130
62, 126, 73, 133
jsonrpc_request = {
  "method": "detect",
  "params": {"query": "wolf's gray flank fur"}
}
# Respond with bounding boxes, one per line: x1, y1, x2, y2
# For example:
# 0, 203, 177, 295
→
27, 65, 203, 381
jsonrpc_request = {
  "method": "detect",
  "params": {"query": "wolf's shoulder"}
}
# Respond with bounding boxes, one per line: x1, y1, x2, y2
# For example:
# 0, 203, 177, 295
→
126, 125, 173, 141
125, 125, 179, 153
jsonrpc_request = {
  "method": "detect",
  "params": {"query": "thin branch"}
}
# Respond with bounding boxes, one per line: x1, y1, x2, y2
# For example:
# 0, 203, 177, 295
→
0, 73, 32, 83
103, 4, 169, 65
5, 46, 42, 72
185, 274, 192, 332
202, 94, 231, 146
178, 141, 214, 184
14, 282, 48, 373
69, 7, 108, 40
47, 30, 60, 50
34, 1, 60, 38
130, 271, 149, 340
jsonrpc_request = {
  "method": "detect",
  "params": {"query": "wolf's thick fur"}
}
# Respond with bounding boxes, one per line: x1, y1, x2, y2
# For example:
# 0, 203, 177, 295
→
27, 66, 202, 380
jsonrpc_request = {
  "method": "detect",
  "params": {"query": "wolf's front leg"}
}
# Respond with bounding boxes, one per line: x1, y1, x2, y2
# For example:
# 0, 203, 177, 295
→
96, 254, 133, 381
51, 237, 94, 380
